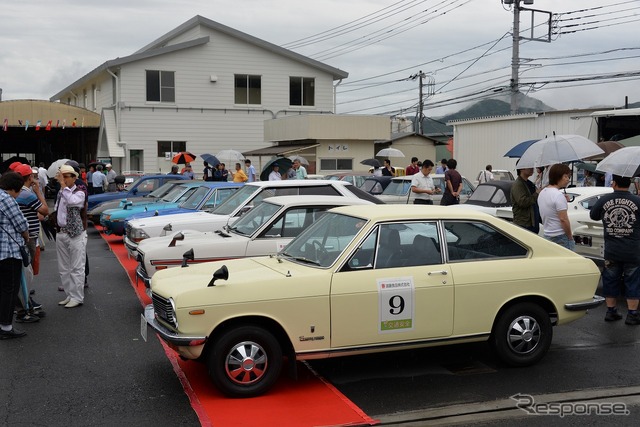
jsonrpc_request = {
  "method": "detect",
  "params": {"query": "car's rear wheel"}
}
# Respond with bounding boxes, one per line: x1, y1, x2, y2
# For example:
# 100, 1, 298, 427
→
491, 302, 552, 367
207, 326, 282, 398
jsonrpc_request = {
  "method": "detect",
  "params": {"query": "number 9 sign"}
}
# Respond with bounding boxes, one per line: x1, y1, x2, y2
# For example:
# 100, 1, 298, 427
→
378, 277, 414, 333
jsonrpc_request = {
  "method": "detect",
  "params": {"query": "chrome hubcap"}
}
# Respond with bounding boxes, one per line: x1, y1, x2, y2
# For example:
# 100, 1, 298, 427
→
507, 315, 540, 354
225, 341, 268, 385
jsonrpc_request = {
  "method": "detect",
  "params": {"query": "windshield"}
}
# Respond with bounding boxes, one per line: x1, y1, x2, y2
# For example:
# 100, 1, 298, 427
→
230, 201, 281, 236
179, 186, 211, 210
382, 179, 411, 196
147, 182, 175, 199
162, 185, 189, 202
211, 185, 260, 215
281, 212, 365, 268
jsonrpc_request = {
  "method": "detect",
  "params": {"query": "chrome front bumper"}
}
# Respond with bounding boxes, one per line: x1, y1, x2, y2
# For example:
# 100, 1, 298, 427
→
144, 305, 207, 347
136, 264, 152, 288
564, 295, 605, 311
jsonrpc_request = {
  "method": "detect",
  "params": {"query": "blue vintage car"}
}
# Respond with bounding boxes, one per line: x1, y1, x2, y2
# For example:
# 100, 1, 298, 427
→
122, 182, 243, 234
87, 174, 188, 211
100, 181, 211, 235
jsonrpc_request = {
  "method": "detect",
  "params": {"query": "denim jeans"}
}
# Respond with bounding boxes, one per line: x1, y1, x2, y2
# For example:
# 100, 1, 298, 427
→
602, 260, 640, 299
545, 234, 576, 251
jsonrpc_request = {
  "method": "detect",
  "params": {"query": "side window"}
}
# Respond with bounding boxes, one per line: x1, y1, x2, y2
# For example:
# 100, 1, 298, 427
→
262, 207, 329, 238
580, 196, 601, 210
490, 188, 508, 205
203, 188, 238, 210
137, 179, 159, 192
461, 179, 474, 195
444, 221, 528, 261
375, 222, 441, 269
346, 227, 378, 270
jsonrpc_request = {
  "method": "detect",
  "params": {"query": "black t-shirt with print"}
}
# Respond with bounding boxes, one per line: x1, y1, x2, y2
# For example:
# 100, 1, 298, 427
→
590, 190, 640, 263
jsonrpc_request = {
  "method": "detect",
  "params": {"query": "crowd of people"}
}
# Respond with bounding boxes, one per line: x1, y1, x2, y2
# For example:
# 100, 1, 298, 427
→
1, 159, 89, 339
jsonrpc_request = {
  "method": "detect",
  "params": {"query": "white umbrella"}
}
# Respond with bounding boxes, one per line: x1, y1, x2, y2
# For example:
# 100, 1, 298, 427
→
215, 149, 245, 165
376, 147, 405, 157
596, 146, 640, 177
47, 158, 71, 177
288, 155, 309, 166
517, 134, 604, 168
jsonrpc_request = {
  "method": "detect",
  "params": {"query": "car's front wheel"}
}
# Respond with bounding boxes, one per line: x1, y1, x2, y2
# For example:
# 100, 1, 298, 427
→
491, 302, 552, 367
207, 326, 283, 398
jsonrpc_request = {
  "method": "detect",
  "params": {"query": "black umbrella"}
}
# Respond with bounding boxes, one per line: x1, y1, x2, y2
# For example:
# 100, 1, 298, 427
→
360, 158, 381, 168
1, 156, 30, 174
260, 157, 293, 181
88, 161, 106, 169
200, 153, 220, 167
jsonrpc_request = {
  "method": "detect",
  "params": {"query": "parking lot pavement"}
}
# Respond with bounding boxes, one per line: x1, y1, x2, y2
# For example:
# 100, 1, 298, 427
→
0, 227, 199, 426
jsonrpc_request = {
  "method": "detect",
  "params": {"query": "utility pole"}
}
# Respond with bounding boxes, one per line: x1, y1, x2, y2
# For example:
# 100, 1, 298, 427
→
408, 70, 434, 134
503, 0, 552, 115
510, 3, 521, 115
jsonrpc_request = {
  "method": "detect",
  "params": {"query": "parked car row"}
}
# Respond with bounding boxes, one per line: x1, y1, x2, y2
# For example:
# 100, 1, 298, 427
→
83, 172, 606, 398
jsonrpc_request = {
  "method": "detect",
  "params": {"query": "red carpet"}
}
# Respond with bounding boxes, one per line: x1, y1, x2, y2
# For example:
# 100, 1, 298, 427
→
99, 228, 376, 427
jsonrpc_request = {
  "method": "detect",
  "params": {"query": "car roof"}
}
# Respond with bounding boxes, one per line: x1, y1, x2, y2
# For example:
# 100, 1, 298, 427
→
261, 195, 374, 207
246, 179, 353, 187
391, 174, 449, 180
329, 204, 493, 221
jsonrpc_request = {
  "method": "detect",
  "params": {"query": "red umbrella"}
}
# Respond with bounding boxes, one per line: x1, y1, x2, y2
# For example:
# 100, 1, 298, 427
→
171, 151, 196, 164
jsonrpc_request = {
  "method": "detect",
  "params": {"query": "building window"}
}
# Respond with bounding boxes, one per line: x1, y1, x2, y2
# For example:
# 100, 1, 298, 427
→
146, 70, 175, 103
290, 77, 315, 106
320, 158, 352, 171
234, 74, 261, 105
83, 89, 87, 108
157, 141, 186, 158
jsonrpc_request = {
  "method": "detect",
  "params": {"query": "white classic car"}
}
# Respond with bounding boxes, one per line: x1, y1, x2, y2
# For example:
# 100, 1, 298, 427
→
135, 195, 374, 286
376, 174, 475, 204
124, 180, 382, 256
145, 205, 602, 398
573, 220, 605, 261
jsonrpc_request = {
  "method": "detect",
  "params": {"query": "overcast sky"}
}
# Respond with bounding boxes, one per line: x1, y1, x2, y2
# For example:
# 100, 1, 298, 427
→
1, 0, 638, 117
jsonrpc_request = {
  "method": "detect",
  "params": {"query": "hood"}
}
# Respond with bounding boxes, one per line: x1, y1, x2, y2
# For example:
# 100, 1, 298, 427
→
137, 229, 229, 252
128, 211, 219, 228
151, 256, 326, 308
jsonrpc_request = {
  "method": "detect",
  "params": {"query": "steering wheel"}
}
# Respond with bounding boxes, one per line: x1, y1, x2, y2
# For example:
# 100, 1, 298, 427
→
311, 240, 328, 260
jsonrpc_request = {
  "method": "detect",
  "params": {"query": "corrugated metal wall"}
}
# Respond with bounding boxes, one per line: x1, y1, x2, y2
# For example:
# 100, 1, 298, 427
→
451, 110, 598, 179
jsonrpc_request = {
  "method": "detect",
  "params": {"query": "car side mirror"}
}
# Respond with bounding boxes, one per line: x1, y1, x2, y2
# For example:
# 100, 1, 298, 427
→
181, 248, 194, 267
169, 232, 184, 247
207, 265, 229, 287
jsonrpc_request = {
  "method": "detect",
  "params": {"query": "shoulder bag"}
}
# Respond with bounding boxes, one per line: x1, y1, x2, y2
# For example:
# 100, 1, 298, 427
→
0, 224, 30, 267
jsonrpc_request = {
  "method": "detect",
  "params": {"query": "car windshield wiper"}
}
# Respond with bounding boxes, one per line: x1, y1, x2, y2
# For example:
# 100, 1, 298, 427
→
215, 229, 232, 237
279, 251, 321, 266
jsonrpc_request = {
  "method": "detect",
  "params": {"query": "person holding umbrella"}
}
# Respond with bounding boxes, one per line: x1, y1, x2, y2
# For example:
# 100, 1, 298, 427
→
590, 175, 640, 325
268, 164, 282, 181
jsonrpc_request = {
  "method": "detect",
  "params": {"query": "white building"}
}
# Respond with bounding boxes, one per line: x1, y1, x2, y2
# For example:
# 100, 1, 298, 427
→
50, 15, 348, 175
448, 109, 600, 179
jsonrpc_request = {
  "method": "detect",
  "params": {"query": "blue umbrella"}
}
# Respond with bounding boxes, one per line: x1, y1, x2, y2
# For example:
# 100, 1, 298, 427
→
503, 139, 540, 158
200, 153, 220, 167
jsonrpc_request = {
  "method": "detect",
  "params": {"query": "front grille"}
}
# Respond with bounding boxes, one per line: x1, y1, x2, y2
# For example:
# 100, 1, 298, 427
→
152, 293, 177, 328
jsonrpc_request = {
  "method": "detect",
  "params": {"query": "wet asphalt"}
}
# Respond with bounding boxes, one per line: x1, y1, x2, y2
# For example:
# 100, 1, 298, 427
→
0, 225, 198, 426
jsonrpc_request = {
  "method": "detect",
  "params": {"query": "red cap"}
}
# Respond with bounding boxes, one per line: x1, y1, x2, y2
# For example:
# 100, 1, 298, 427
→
15, 164, 34, 177
9, 161, 23, 171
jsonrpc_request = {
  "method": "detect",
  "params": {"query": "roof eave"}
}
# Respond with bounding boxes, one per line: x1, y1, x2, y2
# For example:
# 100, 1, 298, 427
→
49, 36, 210, 101
136, 15, 348, 80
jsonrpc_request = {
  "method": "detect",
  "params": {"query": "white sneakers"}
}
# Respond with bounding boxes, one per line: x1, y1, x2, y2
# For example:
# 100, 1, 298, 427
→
58, 297, 82, 308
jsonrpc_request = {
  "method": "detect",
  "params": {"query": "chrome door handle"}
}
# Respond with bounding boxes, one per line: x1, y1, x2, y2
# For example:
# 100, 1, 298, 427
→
428, 270, 448, 276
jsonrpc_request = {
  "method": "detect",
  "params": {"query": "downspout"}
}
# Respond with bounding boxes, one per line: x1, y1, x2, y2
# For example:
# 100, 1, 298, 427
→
333, 79, 342, 114
106, 68, 128, 171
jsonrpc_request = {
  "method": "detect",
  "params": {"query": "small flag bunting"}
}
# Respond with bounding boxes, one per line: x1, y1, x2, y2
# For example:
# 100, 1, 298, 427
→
2, 118, 7, 132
